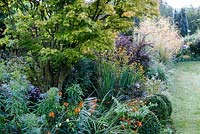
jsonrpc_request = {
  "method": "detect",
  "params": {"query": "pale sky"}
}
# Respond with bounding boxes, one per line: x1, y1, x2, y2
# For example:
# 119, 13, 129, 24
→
165, 0, 200, 8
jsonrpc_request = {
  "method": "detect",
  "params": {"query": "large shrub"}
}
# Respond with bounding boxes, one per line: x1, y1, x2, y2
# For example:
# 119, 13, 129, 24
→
115, 34, 152, 70
180, 33, 200, 59
189, 37, 200, 57
0, 0, 159, 90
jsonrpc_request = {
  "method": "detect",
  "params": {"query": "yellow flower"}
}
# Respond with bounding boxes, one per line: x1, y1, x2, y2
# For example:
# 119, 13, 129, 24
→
122, 11, 135, 18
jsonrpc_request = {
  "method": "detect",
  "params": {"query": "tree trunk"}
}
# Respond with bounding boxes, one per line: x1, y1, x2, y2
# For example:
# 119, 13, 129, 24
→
57, 64, 69, 90
44, 60, 52, 91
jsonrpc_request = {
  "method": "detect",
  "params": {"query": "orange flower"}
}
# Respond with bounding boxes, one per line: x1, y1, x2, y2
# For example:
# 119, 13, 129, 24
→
91, 104, 97, 109
78, 101, 83, 108
121, 125, 125, 129
74, 107, 80, 114
63, 102, 69, 107
132, 107, 138, 112
58, 91, 62, 96
49, 111, 55, 118
120, 117, 126, 121
47, 131, 51, 134
136, 121, 142, 127
91, 99, 98, 103
89, 109, 95, 114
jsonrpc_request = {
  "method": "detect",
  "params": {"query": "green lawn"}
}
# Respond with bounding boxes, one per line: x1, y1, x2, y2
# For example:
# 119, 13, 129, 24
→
171, 61, 200, 134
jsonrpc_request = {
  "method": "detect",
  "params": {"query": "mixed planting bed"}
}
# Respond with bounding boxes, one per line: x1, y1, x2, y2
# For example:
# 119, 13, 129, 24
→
2, 0, 199, 134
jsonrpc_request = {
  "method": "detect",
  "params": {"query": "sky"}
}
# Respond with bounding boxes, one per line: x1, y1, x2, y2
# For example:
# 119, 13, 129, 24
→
165, 0, 200, 8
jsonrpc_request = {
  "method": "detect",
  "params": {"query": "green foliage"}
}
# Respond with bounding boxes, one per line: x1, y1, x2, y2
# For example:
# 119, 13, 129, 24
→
0, 59, 31, 132
1, 0, 159, 90
76, 98, 153, 134
138, 111, 161, 134
70, 58, 98, 96
174, 9, 189, 37
0, 60, 29, 120
0, 1, 176, 134
98, 62, 116, 100
118, 65, 145, 96
183, 33, 200, 58
189, 38, 200, 57
97, 59, 145, 100
19, 113, 45, 134
145, 95, 169, 121
145, 78, 168, 94
119, 66, 138, 90
155, 94, 172, 117
147, 62, 168, 81
185, 7, 200, 35
0, 57, 170, 134
37, 87, 62, 116
64, 84, 84, 104
159, 1, 173, 19
0, 62, 8, 83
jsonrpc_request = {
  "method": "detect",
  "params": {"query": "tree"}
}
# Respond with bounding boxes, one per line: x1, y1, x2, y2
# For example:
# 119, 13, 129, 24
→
174, 8, 189, 37
1, 0, 159, 91
185, 7, 200, 34
159, 0, 173, 19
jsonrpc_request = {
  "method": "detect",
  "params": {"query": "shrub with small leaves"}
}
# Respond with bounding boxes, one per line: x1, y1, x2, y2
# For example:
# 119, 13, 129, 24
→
155, 94, 172, 117
115, 34, 152, 69
64, 84, 84, 105
138, 111, 161, 134
145, 95, 169, 121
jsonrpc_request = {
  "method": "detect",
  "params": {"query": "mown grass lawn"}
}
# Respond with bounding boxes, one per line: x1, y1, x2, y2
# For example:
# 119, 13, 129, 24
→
171, 61, 200, 134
